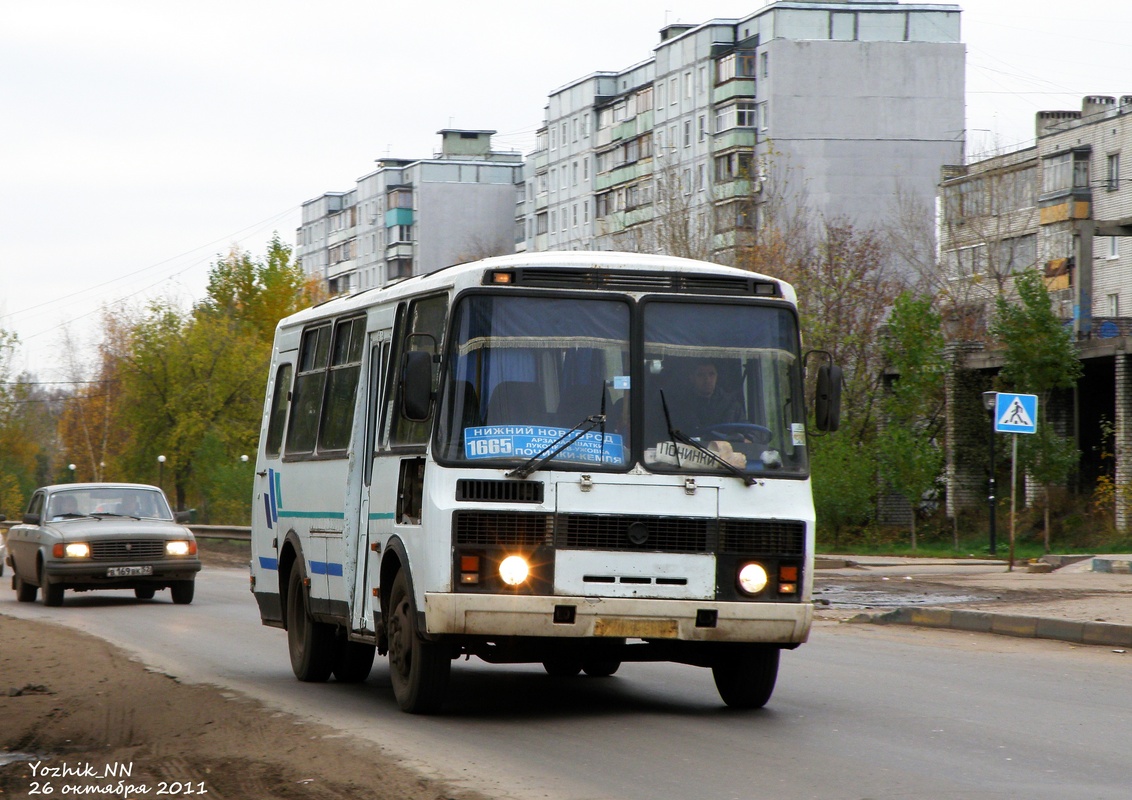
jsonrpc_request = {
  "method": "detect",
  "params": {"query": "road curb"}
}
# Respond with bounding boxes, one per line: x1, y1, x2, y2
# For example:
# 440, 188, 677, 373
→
849, 607, 1132, 648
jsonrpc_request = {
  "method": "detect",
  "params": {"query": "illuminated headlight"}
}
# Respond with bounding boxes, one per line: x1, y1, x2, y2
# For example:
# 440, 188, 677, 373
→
64, 542, 90, 558
737, 562, 769, 595
166, 540, 196, 556
498, 555, 530, 586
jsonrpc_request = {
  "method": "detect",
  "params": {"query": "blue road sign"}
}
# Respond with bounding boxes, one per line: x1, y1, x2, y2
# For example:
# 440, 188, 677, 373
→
994, 393, 1038, 434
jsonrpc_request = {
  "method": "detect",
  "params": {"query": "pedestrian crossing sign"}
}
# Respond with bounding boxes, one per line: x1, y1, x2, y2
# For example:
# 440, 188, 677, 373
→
994, 392, 1038, 434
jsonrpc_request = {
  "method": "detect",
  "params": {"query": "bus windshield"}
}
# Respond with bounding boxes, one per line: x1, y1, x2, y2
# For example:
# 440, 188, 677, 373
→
641, 300, 807, 477
434, 293, 807, 477
435, 294, 632, 468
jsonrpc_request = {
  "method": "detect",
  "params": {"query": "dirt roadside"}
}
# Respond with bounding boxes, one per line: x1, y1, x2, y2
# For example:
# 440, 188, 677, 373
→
1, 540, 489, 800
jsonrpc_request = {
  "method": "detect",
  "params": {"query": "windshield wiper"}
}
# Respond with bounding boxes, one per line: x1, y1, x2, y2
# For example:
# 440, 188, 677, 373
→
90, 513, 141, 520
507, 414, 606, 479
659, 390, 756, 486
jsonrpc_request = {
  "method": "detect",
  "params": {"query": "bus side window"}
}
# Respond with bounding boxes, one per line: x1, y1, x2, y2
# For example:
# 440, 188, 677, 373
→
317, 317, 366, 452
388, 295, 448, 447
286, 324, 331, 455
265, 363, 293, 458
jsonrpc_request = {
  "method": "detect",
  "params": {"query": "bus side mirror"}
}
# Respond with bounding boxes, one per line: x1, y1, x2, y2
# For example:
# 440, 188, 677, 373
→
814, 364, 842, 432
402, 350, 433, 422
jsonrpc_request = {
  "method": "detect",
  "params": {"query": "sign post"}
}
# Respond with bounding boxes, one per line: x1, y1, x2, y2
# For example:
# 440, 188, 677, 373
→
993, 393, 1038, 571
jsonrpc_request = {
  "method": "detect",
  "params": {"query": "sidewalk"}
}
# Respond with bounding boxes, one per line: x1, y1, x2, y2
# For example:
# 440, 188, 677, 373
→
813, 554, 1132, 648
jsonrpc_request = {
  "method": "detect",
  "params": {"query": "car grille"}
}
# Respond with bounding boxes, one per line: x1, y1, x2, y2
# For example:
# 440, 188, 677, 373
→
453, 512, 805, 556
90, 540, 167, 560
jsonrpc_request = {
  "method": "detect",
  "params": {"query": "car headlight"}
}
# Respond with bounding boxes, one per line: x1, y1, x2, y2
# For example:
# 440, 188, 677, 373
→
737, 562, 769, 595
166, 540, 196, 556
498, 555, 530, 586
57, 542, 90, 558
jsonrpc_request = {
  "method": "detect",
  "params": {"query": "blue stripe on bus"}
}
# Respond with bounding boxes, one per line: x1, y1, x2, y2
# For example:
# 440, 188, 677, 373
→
274, 470, 283, 515
309, 561, 344, 577
267, 468, 277, 521
369, 512, 396, 520
259, 557, 279, 570
262, 493, 273, 530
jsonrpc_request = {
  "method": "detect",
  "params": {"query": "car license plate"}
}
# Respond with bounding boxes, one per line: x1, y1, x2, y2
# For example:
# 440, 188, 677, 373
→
107, 565, 153, 577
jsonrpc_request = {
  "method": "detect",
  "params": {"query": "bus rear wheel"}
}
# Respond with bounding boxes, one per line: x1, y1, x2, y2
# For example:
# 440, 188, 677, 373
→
711, 645, 780, 709
387, 570, 450, 713
287, 567, 334, 682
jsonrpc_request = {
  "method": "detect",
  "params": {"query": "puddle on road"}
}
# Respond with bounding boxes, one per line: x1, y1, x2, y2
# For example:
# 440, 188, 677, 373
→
814, 583, 988, 609
0, 752, 40, 767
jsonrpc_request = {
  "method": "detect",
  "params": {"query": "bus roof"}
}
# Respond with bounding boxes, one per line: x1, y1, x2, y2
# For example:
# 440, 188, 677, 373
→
279, 251, 796, 330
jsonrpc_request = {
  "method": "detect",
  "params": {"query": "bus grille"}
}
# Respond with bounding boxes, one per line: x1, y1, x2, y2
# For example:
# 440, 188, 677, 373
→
559, 514, 710, 553
453, 511, 554, 546
453, 512, 805, 556
90, 540, 167, 560
495, 268, 777, 297
456, 479, 544, 503
719, 519, 805, 555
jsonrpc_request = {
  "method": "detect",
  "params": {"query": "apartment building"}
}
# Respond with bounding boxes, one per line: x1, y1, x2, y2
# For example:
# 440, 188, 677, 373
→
938, 95, 1132, 525
297, 130, 523, 294
518, 0, 965, 263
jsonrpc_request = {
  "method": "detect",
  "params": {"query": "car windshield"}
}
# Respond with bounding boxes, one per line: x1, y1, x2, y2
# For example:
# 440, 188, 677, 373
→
47, 488, 173, 521
435, 293, 631, 470
641, 301, 808, 477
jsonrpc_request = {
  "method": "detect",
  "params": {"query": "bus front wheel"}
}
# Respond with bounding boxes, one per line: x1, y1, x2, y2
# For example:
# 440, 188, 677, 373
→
711, 645, 779, 709
387, 570, 450, 713
287, 567, 334, 682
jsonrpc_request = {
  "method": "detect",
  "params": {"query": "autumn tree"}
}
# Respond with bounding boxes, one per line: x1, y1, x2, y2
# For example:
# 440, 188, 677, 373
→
990, 269, 1082, 551
876, 293, 947, 549
111, 236, 314, 519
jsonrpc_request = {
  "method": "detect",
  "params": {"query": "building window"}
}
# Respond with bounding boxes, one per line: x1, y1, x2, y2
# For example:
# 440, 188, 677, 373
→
684, 120, 692, 147
1108, 153, 1121, 192
684, 71, 693, 98
1109, 294, 1120, 317
715, 102, 757, 132
583, 158, 589, 181
760, 52, 769, 78
1108, 236, 1120, 259
536, 212, 548, 235
583, 200, 589, 223
573, 161, 579, 186
1043, 150, 1090, 194
698, 115, 706, 142
669, 76, 677, 104
717, 51, 756, 83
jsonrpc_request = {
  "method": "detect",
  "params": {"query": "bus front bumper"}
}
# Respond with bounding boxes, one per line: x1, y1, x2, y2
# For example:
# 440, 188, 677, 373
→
423, 593, 812, 644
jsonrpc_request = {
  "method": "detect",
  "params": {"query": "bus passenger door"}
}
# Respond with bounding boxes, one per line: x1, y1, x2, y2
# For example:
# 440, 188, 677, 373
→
352, 332, 390, 634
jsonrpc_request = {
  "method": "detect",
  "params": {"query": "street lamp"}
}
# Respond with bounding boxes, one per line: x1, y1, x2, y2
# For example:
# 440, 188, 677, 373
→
157, 454, 166, 490
982, 391, 998, 557
240, 454, 249, 463
68, 463, 76, 483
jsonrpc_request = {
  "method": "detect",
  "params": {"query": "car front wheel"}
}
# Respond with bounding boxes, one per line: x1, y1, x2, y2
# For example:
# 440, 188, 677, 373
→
169, 580, 194, 605
40, 562, 64, 607
15, 572, 37, 603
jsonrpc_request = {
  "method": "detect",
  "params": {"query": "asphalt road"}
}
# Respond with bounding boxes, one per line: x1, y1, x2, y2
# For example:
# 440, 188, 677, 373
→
3, 568, 1130, 800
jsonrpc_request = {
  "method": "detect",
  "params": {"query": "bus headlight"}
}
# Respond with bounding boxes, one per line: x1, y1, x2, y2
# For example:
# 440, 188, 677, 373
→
499, 555, 530, 586
737, 562, 769, 595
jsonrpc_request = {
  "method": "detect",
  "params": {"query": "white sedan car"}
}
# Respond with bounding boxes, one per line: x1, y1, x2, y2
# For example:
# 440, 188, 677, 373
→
7, 483, 201, 606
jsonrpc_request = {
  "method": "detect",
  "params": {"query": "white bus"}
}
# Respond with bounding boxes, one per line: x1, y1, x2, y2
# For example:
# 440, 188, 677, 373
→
250, 251, 840, 713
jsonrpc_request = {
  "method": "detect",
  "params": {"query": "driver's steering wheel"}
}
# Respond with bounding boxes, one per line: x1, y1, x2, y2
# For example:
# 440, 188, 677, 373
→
703, 422, 773, 444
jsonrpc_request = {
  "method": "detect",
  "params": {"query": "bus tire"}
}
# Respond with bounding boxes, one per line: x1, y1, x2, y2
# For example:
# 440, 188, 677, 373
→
387, 569, 449, 713
542, 658, 582, 677
333, 638, 376, 683
287, 567, 334, 682
712, 645, 779, 709
582, 659, 621, 677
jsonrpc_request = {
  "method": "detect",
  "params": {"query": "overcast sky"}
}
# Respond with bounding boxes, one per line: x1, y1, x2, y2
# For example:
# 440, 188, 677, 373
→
2, 0, 1128, 381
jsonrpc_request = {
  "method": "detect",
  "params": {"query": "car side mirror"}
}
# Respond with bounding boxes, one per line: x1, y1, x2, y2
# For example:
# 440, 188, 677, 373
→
22, 513, 41, 525
174, 509, 194, 524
